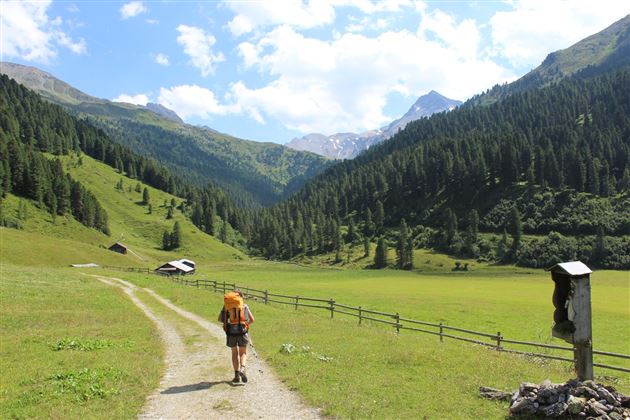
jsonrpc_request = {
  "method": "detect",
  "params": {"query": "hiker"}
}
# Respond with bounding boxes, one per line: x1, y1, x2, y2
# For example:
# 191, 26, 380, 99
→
218, 290, 255, 384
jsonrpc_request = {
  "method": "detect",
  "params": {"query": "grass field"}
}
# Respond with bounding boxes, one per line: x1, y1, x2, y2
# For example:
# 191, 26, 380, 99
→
1, 152, 628, 419
121, 268, 629, 418
0, 265, 162, 419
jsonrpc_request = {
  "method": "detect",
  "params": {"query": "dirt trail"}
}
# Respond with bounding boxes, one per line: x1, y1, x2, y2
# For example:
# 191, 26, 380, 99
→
91, 275, 322, 420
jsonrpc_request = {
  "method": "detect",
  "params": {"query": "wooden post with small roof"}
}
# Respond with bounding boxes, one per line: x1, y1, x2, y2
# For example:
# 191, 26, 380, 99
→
546, 261, 593, 381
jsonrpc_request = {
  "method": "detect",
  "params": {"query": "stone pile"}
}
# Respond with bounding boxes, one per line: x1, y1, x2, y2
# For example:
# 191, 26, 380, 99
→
481, 379, 630, 418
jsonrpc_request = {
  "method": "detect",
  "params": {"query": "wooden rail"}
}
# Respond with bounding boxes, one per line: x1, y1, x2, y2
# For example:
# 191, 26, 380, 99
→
99, 266, 630, 375
158, 277, 630, 374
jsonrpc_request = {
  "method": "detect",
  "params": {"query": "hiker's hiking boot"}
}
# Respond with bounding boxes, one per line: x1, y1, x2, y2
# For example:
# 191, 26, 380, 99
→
232, 373, 241, 384
239, 368, 248, 383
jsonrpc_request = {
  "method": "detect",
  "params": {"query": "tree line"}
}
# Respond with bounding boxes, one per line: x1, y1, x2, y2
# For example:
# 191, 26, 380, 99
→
247, 70, 630, 268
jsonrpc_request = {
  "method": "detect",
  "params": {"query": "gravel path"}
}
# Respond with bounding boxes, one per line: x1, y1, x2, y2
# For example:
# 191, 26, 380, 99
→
92, 275, 322, 420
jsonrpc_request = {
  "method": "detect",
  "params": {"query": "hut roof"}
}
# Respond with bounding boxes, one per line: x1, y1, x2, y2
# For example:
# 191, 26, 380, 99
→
546, 261, 592, 276
157, 260, 195, 273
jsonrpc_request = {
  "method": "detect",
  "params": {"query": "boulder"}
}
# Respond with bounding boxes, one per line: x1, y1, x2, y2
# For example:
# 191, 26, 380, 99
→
587, 401, 610, 417
572, 386, 600, 399
479, 386, 512, 401
597, 386, 617, 405
510, 397, 538, 415
609, 412, 624, 420
538, 387, 561, 404
539, 402, 568, 417
520, 382, 539, 394
567, 395, 586, 414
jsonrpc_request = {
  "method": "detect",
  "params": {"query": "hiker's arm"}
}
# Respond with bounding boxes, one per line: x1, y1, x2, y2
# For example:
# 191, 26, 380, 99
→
218, 307, 225, 322
246, 306, 255, 324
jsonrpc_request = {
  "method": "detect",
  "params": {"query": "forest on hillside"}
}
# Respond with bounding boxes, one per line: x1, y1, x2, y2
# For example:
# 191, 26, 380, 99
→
247, 70, 630, 269
0, 74, 250, 241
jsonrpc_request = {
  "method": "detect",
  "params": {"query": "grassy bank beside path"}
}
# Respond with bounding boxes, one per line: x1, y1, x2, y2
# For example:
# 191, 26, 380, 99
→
0, 265, 162, 419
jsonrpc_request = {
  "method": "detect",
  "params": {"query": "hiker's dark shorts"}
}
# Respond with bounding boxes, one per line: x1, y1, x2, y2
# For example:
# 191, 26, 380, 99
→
226, 334, 249, 348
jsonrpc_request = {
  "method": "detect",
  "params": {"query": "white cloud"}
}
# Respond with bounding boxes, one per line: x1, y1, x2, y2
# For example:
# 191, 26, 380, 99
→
112, 93, 150, 106
224, 0, 415, 36
0, 0, 86, 63
176, 25, 224, 76
231, 24, 512, 134
489, 0, 630, 68
225, 1, 336, 36
120, 1, 147, 19
154, 53, 170, 66
418, 9, 480, 58
158, 85, 237, 120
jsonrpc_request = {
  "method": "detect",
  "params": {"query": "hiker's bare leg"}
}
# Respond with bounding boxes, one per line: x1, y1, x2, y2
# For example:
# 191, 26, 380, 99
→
231, 346, 240, 371
238, 345, 247, 369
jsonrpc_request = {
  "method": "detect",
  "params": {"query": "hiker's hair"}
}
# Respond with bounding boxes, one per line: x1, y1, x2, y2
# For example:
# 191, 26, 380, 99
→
234, 289, 243, 297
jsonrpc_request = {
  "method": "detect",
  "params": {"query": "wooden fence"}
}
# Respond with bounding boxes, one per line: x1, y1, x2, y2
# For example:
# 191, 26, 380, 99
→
101, 265, 152, 274
165, 277, 630, 375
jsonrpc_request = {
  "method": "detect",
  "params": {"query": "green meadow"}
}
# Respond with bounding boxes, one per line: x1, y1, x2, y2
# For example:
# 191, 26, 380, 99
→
0, 265, 162, 419
1, 153, 628, 419
122, 267, 629, 418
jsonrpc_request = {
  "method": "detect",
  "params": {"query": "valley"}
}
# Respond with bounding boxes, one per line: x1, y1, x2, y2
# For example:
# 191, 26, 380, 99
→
1, 9, 630, 420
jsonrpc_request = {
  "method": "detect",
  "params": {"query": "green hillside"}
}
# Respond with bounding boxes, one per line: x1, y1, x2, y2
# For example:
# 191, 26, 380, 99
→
473, 14, 630, 105
0, 62, 330, 207
1, 154, 244, 269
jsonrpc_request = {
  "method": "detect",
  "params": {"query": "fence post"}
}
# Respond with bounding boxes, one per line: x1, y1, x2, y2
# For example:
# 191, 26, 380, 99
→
395, 313, 400, 334
358, 306, 362, 326
213, 280, 217, 293
329, 298, 335, 319
496, 331, 502, 351
439, 322, 443, 342
196, 279, 199, 288
222, 281, 226, 293
295, 296, 299, 310
264, 290, 268, 305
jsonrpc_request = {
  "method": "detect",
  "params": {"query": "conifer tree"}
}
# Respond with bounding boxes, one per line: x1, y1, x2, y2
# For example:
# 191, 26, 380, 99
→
374, 237, 388, 268
142, 187, 150, 205
162, 231, 171, 250
374, 200, 384, 234
171, 221, 182, 249
508, 207, 523, 256
363, 235, 370, 257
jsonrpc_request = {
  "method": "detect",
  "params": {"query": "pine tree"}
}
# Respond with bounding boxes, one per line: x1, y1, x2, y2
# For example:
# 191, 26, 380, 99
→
374, 200, 384, 234
135, 183, 141, 193
363, 235, 370, 257
374, 237, 388, 268
162, 231, 171, 250
396, 219, 411, 269
508, 207, 523, 256
591, 226, 607, 267
220, 220, 228, 243
171, 221, 182, 249
346, 218, 357, 244
166, 206, 173, 219
496, 228, 508, 262
142, 187, 150, 205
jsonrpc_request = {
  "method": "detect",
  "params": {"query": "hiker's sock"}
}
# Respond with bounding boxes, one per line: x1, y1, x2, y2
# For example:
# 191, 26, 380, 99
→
232, 371, 241, 383
239, 366, 248, 383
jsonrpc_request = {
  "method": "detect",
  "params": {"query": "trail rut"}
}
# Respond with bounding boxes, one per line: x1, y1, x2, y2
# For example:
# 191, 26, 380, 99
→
91, 275, 322, 420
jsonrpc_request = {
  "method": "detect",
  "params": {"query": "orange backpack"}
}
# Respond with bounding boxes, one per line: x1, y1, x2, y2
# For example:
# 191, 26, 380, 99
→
223, 292, 249, 336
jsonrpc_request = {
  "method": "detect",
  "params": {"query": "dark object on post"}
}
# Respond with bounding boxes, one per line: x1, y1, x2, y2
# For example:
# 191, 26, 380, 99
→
546, 261, 593, 381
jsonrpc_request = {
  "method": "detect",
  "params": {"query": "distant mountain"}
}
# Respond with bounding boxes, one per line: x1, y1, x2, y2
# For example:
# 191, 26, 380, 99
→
145, 102, 183, 124
473, 14, 630, 105
286, 90, 461, 159
0, 62, 329, 207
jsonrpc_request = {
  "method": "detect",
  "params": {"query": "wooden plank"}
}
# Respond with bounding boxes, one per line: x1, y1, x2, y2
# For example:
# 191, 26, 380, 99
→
573, 276, 594, 380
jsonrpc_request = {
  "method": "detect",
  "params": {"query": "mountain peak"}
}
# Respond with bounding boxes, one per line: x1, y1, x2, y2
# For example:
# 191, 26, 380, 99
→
145, 103, 183, 124
286, 90, 461, 159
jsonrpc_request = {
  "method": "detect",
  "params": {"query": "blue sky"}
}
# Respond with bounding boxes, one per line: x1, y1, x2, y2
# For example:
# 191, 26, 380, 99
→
2, 1, 629, 143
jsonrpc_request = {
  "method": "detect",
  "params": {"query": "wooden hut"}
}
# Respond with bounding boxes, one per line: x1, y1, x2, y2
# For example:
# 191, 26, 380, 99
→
155, 260, 196, 275
108, 242, 128, 255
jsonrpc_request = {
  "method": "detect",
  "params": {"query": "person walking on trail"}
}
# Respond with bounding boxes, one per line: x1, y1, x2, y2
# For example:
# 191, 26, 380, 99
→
218, 290, 255, 384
